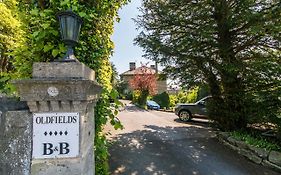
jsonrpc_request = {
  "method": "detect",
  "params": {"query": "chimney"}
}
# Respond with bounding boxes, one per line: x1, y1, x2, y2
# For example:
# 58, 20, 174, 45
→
129, 62, 136, 71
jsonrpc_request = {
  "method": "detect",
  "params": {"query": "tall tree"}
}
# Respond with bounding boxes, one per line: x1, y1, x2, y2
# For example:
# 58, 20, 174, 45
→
135, 0, 281, 130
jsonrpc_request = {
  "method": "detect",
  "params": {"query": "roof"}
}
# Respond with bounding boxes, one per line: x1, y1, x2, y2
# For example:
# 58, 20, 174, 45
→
120, 66, 158, 76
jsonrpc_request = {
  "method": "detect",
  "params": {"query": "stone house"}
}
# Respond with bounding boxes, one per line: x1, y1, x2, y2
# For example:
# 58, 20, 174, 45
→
120, 62, 167, 94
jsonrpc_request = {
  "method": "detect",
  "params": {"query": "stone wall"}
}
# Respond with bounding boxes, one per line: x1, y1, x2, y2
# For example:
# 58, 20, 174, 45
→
217, 132, 281, 173
0, 95, 32, 175
12, 62, 100, 175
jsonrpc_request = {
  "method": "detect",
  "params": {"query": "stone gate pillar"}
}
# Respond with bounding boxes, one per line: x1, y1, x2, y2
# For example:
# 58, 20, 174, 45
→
14, 62, 101, 175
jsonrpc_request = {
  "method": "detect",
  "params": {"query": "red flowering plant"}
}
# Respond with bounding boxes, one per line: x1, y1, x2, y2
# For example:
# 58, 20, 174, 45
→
129, 66, 157, 106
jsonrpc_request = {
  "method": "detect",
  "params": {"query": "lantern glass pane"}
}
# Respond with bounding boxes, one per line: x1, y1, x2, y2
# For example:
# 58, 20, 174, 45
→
58, 11, 82, 44
59, 16, 66, 40
67, 16, 74, 40
72, 18, 78, 41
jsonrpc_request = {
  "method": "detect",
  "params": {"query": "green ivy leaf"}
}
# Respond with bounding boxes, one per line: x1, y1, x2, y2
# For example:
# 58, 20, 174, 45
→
110, 89, 118, 99
114, 110, 118, 115
37, 31, 46, 40
32, 31, 39, 37
30, 9, 39, 16
52, 49, 60, 57
78, 12, 87, 17
60, 0, 70, 6
50, 30, 59, 36
42, 23, 50, 29
113, 121, 123, 130
72, 6, 78, 11
58, 44, 66, 52
43, 44, 54, 52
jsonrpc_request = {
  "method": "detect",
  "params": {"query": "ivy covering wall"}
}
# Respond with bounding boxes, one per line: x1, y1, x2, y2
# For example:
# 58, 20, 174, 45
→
0, 0, 128, 174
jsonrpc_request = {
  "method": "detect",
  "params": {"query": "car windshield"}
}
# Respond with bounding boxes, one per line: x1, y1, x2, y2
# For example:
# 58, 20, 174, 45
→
195, 96, 211, 105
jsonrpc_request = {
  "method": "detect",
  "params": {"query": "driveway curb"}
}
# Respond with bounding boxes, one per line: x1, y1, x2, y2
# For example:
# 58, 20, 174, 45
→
216, 132, 281, 173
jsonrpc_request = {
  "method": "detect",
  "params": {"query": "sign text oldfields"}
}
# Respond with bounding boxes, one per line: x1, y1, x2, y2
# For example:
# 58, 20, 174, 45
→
32, 112, 79, 159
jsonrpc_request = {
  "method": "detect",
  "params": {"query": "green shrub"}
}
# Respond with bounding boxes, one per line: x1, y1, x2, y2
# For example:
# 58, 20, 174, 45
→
132, 90, 141, 104
175, 87, 199, 104
177, 91, 188, 103
152, 92, 170, 109
169, 94, 178, 107
132, 90, 148, 107
231, 131, 281, 151
186, 87, 198, 103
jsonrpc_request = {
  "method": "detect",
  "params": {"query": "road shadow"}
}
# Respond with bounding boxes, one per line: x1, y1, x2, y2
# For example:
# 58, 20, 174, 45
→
174, 118, 210, 126
109, 125, 211, 175
122, 104, 148, 113
109, 125, 278, 175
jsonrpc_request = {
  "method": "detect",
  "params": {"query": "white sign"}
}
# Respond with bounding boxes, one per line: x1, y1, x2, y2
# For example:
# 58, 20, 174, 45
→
32, 112, 79, 159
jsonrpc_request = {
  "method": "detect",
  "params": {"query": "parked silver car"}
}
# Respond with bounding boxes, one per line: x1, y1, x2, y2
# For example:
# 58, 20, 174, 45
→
175, 96, 211, 121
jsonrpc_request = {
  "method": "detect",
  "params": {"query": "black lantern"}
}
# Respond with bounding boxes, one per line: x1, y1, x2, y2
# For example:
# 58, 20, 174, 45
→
57, 10, 83, 62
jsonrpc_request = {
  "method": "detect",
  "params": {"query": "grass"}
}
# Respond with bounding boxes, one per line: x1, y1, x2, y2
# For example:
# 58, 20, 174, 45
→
230, 131, 281, 151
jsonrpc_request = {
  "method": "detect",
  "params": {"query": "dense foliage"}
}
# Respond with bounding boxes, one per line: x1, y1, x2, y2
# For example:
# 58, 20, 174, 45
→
0, 0, 25, 92
168, 88, 198, 107
136, 0, 281, 133
152, 91, 170, 109
166, 87, 202, 108
0, 0, 22, 71
0, 0, 128, 174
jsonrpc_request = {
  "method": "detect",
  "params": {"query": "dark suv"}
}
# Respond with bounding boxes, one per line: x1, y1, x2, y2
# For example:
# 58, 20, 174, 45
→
175, 96, 211, 121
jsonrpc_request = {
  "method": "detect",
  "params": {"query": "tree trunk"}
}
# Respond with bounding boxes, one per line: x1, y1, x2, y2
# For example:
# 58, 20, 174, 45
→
211, 0, 247, 130
139, 90, 149, 107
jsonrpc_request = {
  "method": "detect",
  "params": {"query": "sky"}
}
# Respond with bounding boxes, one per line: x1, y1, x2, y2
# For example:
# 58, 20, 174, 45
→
110, 0, 150, 74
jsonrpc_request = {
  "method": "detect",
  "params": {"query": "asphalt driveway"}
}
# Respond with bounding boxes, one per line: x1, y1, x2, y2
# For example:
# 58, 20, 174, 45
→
105, 102, 279, 175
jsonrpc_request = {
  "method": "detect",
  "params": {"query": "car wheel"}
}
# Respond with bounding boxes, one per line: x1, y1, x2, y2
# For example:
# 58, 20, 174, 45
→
179, 110, 192, 121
